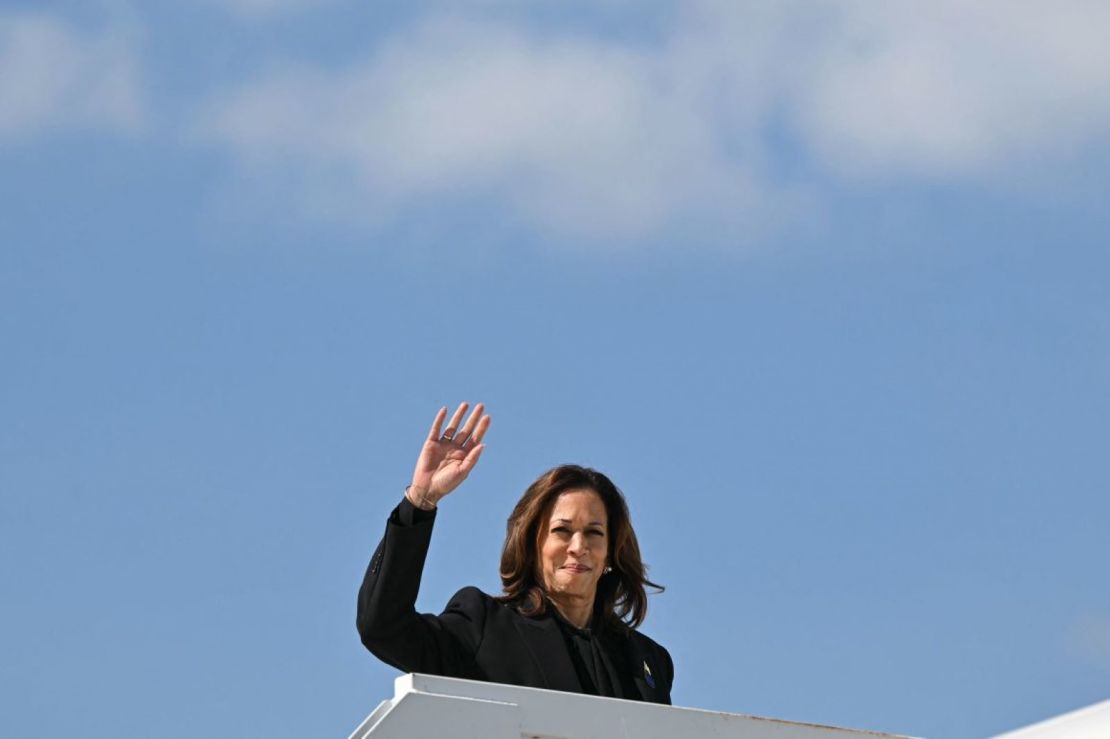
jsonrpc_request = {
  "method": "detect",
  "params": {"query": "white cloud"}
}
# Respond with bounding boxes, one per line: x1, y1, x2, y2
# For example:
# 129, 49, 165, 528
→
197, 1, 1110, 240
199, 17, 778, 241
0, 13, 146, 141
786, 0, 1110, 178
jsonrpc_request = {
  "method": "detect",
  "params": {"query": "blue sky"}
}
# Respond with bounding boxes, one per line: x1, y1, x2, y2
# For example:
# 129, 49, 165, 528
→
2, 1, 1109, 737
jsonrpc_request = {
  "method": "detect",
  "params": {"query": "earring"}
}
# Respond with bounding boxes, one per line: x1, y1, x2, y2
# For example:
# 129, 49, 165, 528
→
603, 566, 612, 574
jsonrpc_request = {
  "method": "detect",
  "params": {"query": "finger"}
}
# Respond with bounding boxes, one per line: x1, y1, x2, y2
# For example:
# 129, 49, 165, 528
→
459, 443, 485, 475
456, 402, 485, 444
441, 402, 469, 441
466, 414, 491, 446
426, 406, 448, 442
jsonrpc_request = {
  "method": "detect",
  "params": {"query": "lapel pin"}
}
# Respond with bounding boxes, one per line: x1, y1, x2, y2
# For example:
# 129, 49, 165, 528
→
642, 660, 655, 689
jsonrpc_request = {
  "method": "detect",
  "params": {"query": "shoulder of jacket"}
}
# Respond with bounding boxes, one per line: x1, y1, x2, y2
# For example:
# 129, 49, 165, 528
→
629, 629, 671, 660
449, 587, 536, 622
448, 585, 491, 604
628, 627, 658, 646
446, 586, 513, 615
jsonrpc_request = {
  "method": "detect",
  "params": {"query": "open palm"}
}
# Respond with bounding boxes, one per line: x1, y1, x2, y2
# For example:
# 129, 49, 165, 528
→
410, 403, 491, 505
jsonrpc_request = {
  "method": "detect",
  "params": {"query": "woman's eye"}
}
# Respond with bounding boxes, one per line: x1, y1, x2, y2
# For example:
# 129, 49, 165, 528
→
588, 530, 604, 537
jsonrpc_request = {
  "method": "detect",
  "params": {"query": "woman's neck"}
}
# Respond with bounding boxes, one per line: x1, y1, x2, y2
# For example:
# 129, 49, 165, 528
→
548, 593, 594, 630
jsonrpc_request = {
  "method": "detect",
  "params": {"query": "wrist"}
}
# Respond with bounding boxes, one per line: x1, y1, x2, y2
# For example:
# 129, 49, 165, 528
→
405, 484, 438, 510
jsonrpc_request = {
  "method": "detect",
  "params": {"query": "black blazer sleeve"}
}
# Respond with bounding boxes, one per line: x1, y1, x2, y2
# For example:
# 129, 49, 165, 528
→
356, 499, 486, 679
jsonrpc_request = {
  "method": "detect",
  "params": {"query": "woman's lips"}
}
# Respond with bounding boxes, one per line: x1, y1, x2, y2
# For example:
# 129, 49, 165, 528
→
562, 564, 591, 573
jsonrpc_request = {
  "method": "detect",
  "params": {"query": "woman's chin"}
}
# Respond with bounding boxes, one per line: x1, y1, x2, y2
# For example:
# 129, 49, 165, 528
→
550, 577, 596, 598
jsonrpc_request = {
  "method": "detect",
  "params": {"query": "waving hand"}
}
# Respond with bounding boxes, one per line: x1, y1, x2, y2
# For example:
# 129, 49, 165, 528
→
407, 402, 491, 510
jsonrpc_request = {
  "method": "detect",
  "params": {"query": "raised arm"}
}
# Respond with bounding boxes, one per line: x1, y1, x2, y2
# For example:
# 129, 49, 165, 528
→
356, 403, 492, 676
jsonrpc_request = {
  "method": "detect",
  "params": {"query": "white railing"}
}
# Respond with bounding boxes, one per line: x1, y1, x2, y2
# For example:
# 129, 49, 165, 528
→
349, 673, 913, 739
992, 697, 1110, 738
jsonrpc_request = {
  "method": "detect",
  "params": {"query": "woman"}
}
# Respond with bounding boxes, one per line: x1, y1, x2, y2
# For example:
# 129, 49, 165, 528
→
356, 402, 673, 704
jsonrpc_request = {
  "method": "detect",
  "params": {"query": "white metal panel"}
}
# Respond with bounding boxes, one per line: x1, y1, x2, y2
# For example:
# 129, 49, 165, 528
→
349, 673, 914, 739
992, 698, 1110, 738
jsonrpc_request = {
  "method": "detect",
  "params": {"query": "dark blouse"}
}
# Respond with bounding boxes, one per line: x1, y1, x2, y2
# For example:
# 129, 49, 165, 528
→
550, 607, 640, 699
394, 496, 643, 701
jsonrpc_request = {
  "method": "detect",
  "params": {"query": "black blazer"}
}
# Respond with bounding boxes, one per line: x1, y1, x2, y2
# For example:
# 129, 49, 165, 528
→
356, 501, 673, 704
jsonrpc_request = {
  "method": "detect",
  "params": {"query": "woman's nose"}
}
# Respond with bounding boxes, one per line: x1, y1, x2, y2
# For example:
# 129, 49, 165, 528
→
567, 533, 587, 555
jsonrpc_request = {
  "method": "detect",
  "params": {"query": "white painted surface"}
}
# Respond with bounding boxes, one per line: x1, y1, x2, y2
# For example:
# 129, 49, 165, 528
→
993, 698, 1110, 738
349, 673, 913, 739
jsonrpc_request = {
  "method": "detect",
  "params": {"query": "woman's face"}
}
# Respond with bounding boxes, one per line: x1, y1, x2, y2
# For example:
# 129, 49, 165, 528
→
538, 488, 609, 602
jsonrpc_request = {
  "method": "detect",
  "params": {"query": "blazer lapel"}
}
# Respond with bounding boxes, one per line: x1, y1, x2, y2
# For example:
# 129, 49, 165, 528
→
624, 637, 661, 703
512, 615, 582, 693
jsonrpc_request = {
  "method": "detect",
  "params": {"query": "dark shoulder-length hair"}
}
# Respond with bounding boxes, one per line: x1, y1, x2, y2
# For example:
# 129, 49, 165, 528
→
496, 464, 662, 631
